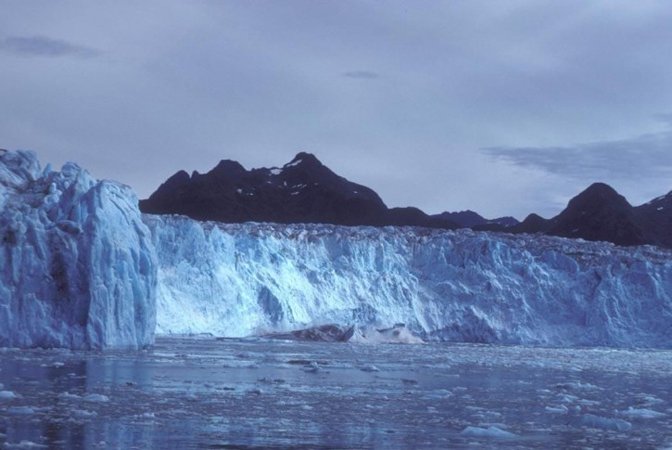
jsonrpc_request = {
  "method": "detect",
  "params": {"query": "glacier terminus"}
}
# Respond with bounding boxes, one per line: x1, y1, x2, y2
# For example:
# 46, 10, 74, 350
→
1, 150, 672, 349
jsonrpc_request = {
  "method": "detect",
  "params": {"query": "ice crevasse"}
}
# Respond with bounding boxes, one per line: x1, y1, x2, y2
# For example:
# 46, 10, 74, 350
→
0, 150, 156, 349
146, 215, 672, 348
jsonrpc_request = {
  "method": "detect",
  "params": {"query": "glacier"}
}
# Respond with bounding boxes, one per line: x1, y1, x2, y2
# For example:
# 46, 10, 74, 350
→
145, 215, 672, 348
2, 150, 672, 349
0, 150, 156, 349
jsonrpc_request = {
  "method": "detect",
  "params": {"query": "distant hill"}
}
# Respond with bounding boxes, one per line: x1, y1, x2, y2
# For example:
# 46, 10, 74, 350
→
507, 183, 672, 248
432, 210, 519, 229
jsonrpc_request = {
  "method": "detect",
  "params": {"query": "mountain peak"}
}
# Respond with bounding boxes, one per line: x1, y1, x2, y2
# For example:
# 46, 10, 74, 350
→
512, 213, 548, 234
285, 152, 322, 169
211, 159, 246, 177
580, 182, 620, 197
566, 182, 631, 212
545, 182, 646, 246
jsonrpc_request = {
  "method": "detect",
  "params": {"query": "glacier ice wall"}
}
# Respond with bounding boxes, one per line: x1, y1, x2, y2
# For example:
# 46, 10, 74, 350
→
0, 151, 157, 349
146, 215, 672, 348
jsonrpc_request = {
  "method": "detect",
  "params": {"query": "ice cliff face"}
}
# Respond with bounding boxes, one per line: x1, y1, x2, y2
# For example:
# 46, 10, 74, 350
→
0, 151, 156, 349
2, 150, 671, 349
146, 215, 672, 348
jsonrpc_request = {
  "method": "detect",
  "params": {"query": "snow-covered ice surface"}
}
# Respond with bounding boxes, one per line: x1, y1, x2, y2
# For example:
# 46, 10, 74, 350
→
0, 151, 157, 349
146, 215, 672, 348
1, 337, 672, 449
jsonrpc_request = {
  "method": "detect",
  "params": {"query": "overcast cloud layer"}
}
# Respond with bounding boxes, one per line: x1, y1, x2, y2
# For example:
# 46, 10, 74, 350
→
2, 1, 672, 219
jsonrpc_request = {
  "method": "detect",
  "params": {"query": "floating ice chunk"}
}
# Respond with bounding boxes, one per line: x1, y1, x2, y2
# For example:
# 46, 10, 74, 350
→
83, 393, 110, 402
460, 426, 517, 439
304, 362, 321, 373
640, 395, 664, 405
4, 441, 48, 448
58, 392, 82, 400
423, 390, 453, 401
557, 394, 579, 403
581, 414, 632, 431
545, 405, 569, 414
619, 407, 666, 419
72, 409, 98, 418
561, 382, 602, 391
0, 390, 18, 399
7, 406, 36, 415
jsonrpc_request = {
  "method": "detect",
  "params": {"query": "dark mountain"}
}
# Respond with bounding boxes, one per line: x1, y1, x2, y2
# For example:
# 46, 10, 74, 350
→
506, 183, 672, 248
140, 153, 459, 229
635, 191, 672, 248
141, 153, 672, 248
510, 213, 549, 234
433, 210, 519, 229
543, 183, 646, 246
386, 207, 460, 228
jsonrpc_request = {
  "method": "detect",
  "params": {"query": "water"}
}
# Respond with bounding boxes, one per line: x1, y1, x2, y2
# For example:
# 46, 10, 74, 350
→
1, 337, 671, 449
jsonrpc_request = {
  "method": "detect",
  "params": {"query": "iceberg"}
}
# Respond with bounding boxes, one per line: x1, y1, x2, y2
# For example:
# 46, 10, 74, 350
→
0, 151, 157, 349
460, 426, 517, 439
146, 215, 672, 348
581, 414, 632, 431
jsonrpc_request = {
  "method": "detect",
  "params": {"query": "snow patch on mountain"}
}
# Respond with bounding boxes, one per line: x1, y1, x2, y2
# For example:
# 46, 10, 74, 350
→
145, 215, 672, 348
0, 151, 157, 349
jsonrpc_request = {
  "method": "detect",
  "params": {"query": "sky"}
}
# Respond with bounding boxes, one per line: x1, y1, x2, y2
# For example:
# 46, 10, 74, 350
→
2, 1, 672, 219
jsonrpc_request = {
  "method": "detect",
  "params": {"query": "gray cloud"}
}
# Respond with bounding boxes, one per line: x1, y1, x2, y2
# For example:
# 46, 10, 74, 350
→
0, 35, 101, 58
482, 130, 672, 181
342, 70, 380, 80
653, 113, 672, 127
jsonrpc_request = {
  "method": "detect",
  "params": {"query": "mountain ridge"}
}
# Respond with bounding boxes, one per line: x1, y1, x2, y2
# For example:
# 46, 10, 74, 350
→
140, 152, 459, 229
140, 153, 672, 248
